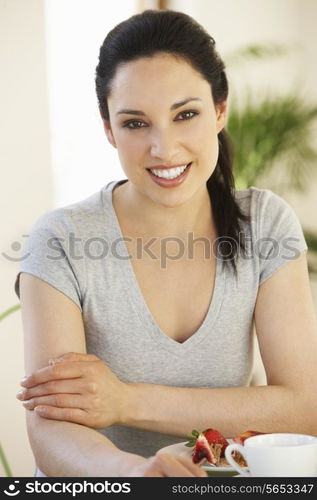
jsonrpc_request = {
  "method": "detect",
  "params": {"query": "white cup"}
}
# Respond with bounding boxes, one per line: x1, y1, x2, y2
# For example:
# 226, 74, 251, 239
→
225, 433, 317, 477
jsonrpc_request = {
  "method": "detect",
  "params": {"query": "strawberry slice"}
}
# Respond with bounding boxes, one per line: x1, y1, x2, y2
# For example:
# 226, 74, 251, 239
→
203, 428, 229, 456
186, 428, 229, 457
233, 430, 267, 445
191, 434, 217, 465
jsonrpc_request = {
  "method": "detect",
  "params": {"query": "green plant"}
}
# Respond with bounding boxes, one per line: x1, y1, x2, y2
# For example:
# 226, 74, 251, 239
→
0, 304, 21, 322
0, 443, 13, 477
225, 43, 317, 275
228, 93, 317, 192
0, 304, 20, 477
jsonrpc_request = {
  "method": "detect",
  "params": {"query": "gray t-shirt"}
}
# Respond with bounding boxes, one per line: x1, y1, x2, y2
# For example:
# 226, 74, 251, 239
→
15, 180, 307, 476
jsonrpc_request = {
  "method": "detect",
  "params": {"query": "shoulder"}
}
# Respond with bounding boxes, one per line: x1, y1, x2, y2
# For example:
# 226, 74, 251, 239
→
15, 184, 116, 307
234, 187, 307, 272
235, 187, 307, 285
28, 184, 113, 236
234, 186, 291, 214
234, 186, 302, 232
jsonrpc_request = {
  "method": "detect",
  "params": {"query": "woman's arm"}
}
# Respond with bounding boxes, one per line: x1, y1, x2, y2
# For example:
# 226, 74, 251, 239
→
19, 273, 205, 477
25, 413, 144, 477
19, 273, 143, 476
134, 250, 317, 435
19, 251, 317, 438
125, 250, 317, 437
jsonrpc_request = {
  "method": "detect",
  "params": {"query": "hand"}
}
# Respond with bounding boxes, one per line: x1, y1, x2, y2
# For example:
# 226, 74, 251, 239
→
16, 352, 130, 428
127, 453, 208, 477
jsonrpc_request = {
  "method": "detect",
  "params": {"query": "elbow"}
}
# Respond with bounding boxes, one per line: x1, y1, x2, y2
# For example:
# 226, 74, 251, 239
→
26, 413, 46, 474
26, 412, 57, 476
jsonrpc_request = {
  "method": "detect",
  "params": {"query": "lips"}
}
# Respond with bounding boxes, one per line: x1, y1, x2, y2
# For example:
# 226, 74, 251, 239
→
146, 163, 191, 171
146, 162, 192, 188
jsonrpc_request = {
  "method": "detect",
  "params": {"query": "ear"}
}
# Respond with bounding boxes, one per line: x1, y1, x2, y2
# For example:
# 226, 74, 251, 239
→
100, 109, 117, 148
215, 100, 228, 134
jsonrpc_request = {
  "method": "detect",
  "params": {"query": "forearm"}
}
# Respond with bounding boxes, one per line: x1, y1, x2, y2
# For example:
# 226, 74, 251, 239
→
27, 413, 144, 477
125, 384, 315, 437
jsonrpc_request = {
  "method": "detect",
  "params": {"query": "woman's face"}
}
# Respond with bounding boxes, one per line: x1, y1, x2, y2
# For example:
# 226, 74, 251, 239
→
103, 52, 227, 208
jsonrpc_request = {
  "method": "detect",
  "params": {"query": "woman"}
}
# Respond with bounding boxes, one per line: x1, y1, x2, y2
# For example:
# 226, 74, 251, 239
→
15, 9, 317, 477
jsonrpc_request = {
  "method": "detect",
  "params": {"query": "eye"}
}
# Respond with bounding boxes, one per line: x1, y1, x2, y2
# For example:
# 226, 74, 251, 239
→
176, 110, 199, 121
123, 120, 147, 130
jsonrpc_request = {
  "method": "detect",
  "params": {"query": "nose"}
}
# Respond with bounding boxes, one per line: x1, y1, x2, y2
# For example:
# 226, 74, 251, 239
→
149, 128, 180, 161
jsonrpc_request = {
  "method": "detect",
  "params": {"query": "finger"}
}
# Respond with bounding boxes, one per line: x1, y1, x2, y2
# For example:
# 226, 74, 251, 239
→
33, 405, 91, 426
141, 470, 163, 477
175, 455, 207, 477
20, 361, 89, 388
154, 453, 200, 477
135, 457, 164, 477
21, 394, 86, 411
49, 352, 99, 364
131, 467, 163, 478
17, 379, 83, 401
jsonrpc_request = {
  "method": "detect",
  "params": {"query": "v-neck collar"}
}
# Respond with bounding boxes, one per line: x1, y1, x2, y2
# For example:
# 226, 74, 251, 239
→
103, 180, 226, 354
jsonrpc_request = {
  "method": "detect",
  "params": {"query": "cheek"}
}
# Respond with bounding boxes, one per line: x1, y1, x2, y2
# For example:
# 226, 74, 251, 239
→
185, 122, 219, 161
185, 117, 217, 144
196, 130, 219, 171
116, 135, 145, 166
118, 130, 147, 154
206, 134, 219, 164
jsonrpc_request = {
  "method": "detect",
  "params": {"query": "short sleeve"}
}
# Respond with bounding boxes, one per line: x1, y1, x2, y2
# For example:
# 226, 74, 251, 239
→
255, 189, 308, 286
14, 209, 85, 311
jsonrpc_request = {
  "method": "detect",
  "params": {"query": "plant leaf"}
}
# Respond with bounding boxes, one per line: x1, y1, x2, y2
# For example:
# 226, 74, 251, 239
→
184, 440, 196, 448
0, 304, 21, 322
184, 429, 200, 447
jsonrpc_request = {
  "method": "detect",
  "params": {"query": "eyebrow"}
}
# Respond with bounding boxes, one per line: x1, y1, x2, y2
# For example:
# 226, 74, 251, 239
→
116, 97, 202, 116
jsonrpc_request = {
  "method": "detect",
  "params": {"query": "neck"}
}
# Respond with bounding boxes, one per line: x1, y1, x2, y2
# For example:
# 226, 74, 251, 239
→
112, 180, 214, 237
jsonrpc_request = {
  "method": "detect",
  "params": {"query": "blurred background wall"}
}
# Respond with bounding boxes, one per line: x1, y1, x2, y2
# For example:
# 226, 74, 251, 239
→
1, 0, 316, 476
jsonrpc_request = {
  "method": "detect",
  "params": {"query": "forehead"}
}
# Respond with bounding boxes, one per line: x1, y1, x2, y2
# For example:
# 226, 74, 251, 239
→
108, 53, 210, 105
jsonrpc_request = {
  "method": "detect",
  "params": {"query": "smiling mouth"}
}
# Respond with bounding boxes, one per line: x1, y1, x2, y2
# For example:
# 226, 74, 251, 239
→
147, 163, 192, 180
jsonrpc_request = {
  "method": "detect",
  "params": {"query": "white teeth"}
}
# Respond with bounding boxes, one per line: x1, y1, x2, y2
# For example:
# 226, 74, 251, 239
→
150, 164, 188, 179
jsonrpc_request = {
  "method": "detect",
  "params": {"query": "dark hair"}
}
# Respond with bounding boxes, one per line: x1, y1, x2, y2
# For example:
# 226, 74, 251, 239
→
95, 9, 250, 276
